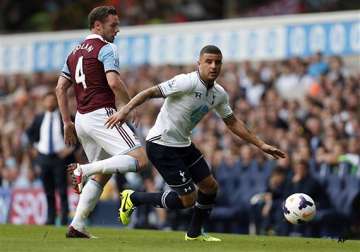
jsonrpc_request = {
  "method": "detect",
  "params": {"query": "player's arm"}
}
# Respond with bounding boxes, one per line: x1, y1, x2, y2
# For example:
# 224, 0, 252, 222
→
223, 114, 286, 159
105, 86, 162, 129
99, 44, 132, 109
106, 71, 131, 109
55, 75, 77, 145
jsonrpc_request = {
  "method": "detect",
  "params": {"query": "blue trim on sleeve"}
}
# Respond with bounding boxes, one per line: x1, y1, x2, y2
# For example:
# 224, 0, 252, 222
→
98, 43, 120, 73
61, 62, 70, 76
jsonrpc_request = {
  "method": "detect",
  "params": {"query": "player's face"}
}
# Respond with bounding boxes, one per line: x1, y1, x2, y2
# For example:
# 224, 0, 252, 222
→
99, 14, 119, 42
198, 53, 222, 83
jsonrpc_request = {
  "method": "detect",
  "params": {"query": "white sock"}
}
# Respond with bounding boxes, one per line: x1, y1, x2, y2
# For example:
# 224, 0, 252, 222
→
80, 155, 138, 177
70, 179, 103, 231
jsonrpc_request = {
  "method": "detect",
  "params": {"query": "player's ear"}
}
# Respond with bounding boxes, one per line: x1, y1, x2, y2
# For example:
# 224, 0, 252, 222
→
94, 20, 102, 30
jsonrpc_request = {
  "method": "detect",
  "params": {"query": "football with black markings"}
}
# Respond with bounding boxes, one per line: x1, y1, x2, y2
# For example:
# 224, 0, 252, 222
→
283, 193, 316, 224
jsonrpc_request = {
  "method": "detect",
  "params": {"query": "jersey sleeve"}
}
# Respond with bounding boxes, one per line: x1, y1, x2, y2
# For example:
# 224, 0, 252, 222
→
214, 92, 233, 119
60, 61, 72, 81
157, 74, 194, 97
98, 43, 120, 73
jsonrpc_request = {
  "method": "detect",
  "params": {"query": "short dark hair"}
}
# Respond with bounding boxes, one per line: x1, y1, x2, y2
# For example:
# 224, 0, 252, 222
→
200, 45, 222, 57
88, 6, 117, 29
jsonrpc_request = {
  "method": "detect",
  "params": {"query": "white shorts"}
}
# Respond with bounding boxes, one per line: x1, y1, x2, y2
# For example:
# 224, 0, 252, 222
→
75, 107, 141, 162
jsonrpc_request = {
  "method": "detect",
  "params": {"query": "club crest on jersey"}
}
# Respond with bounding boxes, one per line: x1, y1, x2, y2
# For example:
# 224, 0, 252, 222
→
208, 94, 216, 105
179, 171, 186, 182
195, 92, 202, 99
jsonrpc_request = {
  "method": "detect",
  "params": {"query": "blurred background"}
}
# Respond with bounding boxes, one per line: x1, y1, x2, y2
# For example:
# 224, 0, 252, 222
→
0, 0, 359, 239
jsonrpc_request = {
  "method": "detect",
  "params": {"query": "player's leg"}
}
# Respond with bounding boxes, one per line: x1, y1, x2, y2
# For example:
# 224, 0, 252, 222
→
185, 144, 220, 241
67, 113, 110, 238
70, 108, 147, 180
119, 141, 197, 225
67, 148, 110, 237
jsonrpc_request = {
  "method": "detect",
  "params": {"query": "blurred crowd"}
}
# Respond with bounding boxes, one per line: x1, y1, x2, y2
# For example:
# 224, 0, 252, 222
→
1, 0, 357, 33
0, 53, 359, 237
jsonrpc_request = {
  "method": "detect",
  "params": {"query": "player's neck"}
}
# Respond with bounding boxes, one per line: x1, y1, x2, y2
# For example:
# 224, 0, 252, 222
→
91, 30, 104, 39
197, 71, 214, 89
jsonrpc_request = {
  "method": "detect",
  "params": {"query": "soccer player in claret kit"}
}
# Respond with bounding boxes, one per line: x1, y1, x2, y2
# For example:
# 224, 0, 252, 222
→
106, 45, 286, 241
56, 6, 148, 238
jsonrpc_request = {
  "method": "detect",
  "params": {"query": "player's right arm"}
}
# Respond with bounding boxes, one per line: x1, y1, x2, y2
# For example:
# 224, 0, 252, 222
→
55, 66, 77, 146
105, 73, 193, 129
105, 86, 162, 129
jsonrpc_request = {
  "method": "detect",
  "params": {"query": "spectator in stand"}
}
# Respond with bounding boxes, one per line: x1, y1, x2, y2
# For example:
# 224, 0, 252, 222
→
26, 92, 75, 225
284, 159, 331, 236
308, 52, 329, 77
259, 167, 288, 235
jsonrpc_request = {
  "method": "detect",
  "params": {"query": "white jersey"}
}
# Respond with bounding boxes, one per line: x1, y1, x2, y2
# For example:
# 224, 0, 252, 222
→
146, 71, 233, 147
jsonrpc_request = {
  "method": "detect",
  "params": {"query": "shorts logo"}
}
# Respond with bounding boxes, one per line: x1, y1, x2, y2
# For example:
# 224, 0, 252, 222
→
184, 186, 192, 193
179, 171, 186, 182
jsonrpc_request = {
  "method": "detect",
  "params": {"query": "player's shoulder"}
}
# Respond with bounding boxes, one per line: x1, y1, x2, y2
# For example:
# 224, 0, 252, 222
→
100, 42, 118, 54
213, 82, 227, 94
175, 71, 193, 79
171, 71, 194, 84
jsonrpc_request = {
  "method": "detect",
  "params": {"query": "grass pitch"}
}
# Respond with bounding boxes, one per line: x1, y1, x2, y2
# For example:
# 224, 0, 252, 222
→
0, 224, 359, 252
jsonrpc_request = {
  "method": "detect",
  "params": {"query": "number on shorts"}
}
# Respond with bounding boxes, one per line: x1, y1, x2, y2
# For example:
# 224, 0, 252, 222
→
75, 56, 87, 89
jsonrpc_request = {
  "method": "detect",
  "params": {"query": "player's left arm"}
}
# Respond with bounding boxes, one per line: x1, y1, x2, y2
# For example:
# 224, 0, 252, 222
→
106, 71, 131, 109
215, 91, 285, 159
99, 44, 132, 109
223, 114, 286, 159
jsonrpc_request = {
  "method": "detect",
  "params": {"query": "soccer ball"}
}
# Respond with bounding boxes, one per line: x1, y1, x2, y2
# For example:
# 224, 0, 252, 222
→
283, 193, 316, 224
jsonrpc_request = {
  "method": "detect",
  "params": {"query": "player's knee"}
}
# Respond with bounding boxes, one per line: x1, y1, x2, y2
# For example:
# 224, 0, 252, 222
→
92, 174, 111, 187
128, 148, 149, 172
136, 155, 149, 172
198, 176, 218, 195
180, 191, 197, 208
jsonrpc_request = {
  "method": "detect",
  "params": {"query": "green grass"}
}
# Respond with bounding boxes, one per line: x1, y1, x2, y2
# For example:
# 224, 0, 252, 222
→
0, 224, 359, 252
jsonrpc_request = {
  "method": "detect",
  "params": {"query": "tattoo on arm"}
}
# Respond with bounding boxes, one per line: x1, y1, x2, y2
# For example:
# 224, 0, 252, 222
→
126, 85, 164, 112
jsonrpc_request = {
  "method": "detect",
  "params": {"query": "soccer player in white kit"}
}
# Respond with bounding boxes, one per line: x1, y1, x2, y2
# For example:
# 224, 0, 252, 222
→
106, 45, 286, 241
56, 6, 148, 238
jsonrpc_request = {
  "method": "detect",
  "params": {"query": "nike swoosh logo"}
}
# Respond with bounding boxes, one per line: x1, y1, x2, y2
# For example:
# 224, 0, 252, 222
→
122, 194, 129, 211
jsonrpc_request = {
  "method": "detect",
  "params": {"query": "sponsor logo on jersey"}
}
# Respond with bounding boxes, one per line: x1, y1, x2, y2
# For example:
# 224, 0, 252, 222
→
167, 79, 175, 88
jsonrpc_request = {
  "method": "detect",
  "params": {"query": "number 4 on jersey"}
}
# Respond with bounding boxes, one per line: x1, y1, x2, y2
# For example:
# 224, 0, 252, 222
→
75, 56, 87, 89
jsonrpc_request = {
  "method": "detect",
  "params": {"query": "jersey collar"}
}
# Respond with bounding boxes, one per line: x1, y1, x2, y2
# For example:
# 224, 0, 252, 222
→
196, 70, 214, 90
85, 34, 107, 43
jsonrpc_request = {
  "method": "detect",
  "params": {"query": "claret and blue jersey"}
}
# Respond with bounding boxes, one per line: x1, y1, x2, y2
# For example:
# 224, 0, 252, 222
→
61, 34, 120, 114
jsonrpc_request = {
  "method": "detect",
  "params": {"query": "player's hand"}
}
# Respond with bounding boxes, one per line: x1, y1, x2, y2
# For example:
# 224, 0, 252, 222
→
64, 122, 77, 146
105, 107, 129, 129
260, 143, 286, 159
